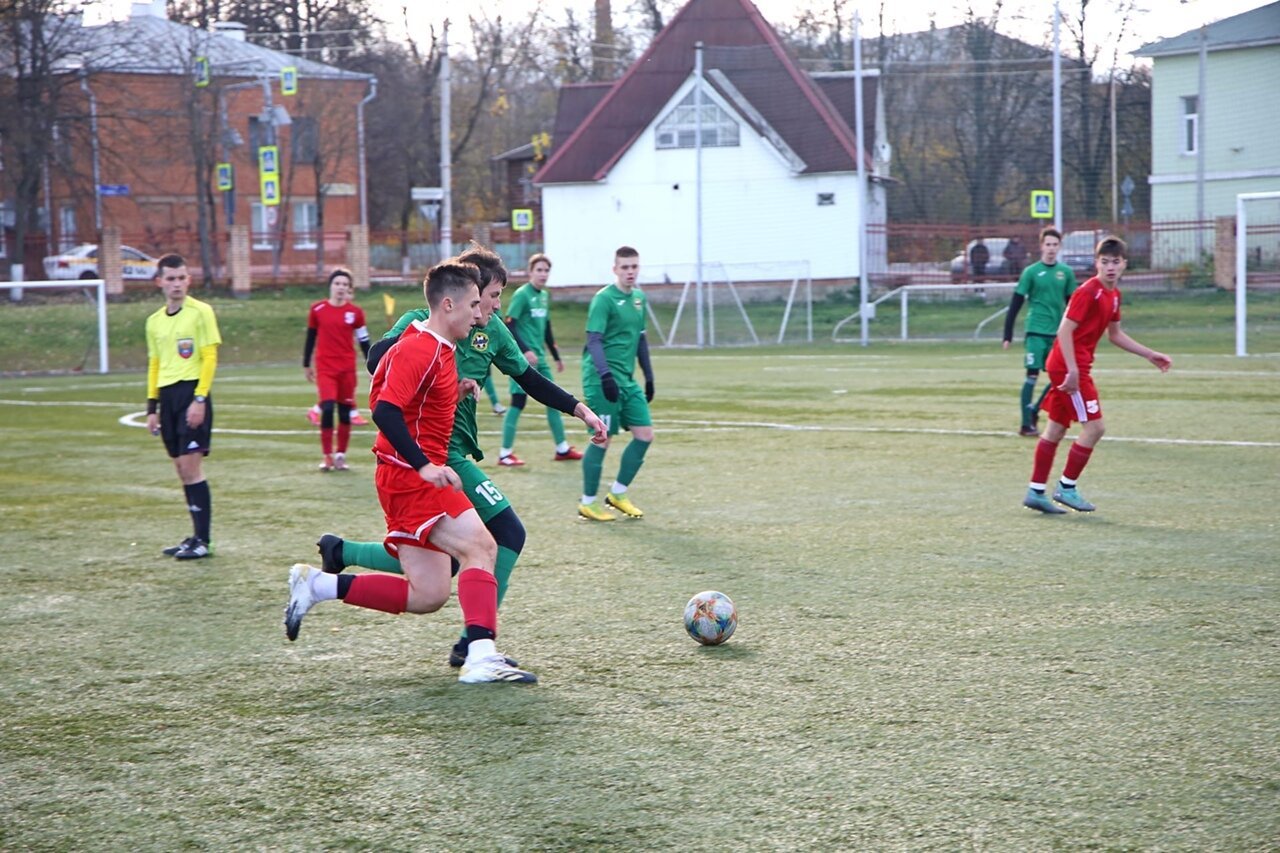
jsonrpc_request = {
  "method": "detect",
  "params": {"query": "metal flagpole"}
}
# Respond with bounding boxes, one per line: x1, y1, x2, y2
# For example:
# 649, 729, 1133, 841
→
854, 12, 868, 346
695, 42, 705, 348
1053, 0, 1063, 233
441, 20, 453, 261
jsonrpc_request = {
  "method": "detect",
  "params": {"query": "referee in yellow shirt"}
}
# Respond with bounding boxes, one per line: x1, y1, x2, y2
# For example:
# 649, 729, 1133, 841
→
145, 254, 222, 560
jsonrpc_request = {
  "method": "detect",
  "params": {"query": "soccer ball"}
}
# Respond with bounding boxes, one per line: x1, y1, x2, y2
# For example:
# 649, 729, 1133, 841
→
683, 590, 737, 646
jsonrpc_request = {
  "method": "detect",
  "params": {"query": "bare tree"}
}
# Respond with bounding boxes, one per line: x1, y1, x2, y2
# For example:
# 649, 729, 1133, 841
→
0, 1, 85, 275
1060, 0, 1139, 220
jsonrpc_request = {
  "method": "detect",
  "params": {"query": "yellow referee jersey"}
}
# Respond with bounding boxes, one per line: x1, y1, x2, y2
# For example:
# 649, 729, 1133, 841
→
146, 296, 222, 388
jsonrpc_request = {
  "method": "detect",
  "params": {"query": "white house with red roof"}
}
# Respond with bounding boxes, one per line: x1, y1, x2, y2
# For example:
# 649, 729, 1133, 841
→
533, 0, 890, 288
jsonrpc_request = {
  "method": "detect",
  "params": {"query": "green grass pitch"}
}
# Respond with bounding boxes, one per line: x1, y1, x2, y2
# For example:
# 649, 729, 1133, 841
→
1, 309, 1278, 848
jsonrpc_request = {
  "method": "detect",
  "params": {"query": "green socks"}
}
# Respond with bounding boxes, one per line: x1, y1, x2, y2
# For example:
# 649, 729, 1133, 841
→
1021, 376, 1037, 427
344, 539, 404, 573
502, 406, 520, 447
582, 442, 606, 498
616, 437, 651, 487
546, 408, 566, 445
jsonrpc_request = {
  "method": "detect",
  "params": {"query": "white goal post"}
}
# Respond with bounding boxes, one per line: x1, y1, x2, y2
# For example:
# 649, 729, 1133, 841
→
833, 282, 1017, 342
1236, 191, 1280, 357
1, 278, 110, 373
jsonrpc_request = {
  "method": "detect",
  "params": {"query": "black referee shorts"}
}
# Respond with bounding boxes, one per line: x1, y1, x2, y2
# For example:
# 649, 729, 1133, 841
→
158, 380, 213, 459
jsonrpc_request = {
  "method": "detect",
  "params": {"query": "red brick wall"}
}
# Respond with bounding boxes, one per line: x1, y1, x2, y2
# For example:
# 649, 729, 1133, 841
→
46, 70, 366, 277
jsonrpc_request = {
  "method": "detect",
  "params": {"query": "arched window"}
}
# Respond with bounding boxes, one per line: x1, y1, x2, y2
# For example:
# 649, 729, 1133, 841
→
655, 87, 740, 150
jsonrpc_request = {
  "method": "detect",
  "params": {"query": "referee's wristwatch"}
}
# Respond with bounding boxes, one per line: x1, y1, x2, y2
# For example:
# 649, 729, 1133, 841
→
194, 395, 207, 403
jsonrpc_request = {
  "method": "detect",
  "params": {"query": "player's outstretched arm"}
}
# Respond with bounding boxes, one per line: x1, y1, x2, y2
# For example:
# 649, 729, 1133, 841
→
511, 364, 579, 414
1108, 323, 1172, 372
574, 402, 608, 445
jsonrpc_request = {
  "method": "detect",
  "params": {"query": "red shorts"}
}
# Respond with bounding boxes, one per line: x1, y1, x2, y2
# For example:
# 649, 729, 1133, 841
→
375, 462, 473, 556
1043, 371, 1103, 425
316, 370, 356, 407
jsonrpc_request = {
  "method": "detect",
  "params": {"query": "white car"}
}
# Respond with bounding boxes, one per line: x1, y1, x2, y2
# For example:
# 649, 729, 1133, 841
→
42, 244, 158, 281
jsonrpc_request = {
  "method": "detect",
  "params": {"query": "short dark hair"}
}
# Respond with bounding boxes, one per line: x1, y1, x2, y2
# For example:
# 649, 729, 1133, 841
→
155, 253, 187, 275
457, 241, 507, 289
615, 245, 639, 260
424, 261, 481, 309
327, 267, 354, 286
1095, 235, 1127, 259
528, 253, 551, 270
1038, 227, 1062, 243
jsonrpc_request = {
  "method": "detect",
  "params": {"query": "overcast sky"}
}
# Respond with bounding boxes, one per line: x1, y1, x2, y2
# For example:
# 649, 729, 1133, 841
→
378, 0, 1272, 63
89, 0, 1274, 62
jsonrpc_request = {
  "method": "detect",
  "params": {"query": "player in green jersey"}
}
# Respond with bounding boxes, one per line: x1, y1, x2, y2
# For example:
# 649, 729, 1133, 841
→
315, 244, 606, 667
146, 254, 221, 560
577, 246, 655, 522
496, 253, 582, 466
1002, 226, 1078, 437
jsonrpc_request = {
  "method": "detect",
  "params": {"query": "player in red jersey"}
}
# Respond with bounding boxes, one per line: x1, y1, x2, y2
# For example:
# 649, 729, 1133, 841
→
283, 260, 537, 683
303, 268, 370, 471
1023, 236, 1172, 514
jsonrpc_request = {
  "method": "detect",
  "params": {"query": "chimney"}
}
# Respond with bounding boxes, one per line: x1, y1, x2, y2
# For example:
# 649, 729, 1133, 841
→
212, 21, 248, 42
130, 1, 166, 18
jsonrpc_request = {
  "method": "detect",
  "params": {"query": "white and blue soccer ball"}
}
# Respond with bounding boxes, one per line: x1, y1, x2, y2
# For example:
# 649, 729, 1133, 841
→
683, 590, 737, 646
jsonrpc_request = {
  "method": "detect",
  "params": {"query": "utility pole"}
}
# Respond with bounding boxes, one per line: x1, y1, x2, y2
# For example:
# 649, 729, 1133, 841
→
440, 20, 453, 261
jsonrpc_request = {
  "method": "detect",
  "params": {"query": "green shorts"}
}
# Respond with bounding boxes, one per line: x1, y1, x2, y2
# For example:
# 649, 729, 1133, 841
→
448, 454, 511, 523
1024, 333, 1055, 372
582, 376, 651, 437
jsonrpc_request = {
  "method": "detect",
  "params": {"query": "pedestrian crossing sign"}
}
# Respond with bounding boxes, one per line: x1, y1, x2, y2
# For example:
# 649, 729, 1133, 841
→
194, 56, 210, 88
216, 163, 233, 192
260, 173, 280, 206
281, 67, 298, 96
512, 209, 534, 232
1031, 190, 1054, 219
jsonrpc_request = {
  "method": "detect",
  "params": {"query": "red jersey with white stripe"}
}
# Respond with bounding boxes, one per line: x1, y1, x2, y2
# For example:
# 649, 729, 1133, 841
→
308, 300, 367, 375
369, 322, 457, 468
1046, 277, 1122, 375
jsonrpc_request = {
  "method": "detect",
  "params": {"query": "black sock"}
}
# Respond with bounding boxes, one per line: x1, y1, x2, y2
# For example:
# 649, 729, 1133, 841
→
183, 481, 211, 543
336, 574, 354, 600
465, 625, 496, 644
1031, 486, 1046, 495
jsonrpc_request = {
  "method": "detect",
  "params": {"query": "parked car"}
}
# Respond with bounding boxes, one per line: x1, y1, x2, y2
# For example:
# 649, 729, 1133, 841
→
949, 237, 1013, 282
1058, 230, 1103, 279
42, 243, 158, 281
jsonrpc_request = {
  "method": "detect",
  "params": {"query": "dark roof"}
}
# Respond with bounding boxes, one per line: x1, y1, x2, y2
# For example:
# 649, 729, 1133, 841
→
535, 0, 870, 184
1135, 2, 1280, 57
40, 14, 371, 81
549, 83, 612, 156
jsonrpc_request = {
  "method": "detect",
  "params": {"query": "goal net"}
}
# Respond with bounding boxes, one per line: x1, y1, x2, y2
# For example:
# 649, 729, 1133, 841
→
642, 260, 814, 347
1236, 192, 1280, 356
0, 279, 110, 374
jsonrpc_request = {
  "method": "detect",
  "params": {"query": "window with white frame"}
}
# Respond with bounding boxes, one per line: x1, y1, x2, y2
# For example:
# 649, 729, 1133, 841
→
1181, 96, 1198, 156
655, 87, 740, 150
250, 201, 278, 250
292, 200, 318, 249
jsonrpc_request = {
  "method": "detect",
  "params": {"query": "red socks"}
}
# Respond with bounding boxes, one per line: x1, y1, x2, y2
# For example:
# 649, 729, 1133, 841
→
1031, 438, 1059, 486
456, 568, 498, 634
320, 428, 334, 455
337, 423, 352, 454
1062, 443, 1094, 482
343, 574, 408, 614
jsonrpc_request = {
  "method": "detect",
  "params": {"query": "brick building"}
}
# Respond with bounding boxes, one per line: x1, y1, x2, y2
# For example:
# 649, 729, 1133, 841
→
2, 1, 374, 285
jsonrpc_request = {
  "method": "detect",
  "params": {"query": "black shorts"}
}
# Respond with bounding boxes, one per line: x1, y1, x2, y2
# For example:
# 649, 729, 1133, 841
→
159, 380, 213, 458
